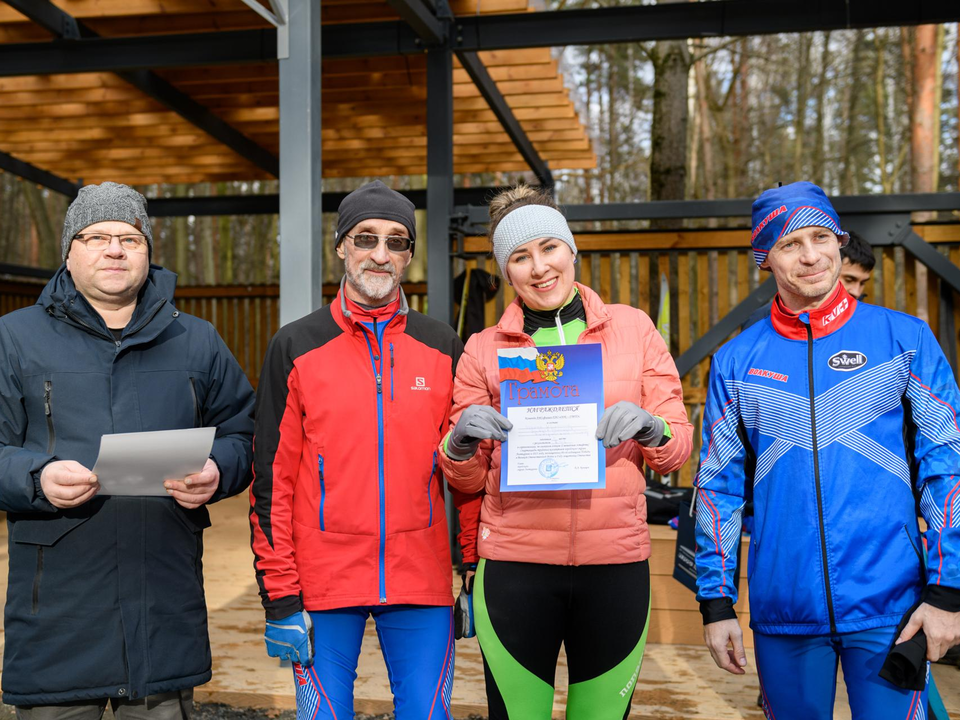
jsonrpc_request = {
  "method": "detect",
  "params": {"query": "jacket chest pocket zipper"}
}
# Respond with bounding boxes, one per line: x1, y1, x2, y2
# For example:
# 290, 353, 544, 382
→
43, 381, 55, 454
31, 547, 43, 615
318, 455, 326, 531
189, 377, 202, 427
427, 451, 437, 526
902, 523, 924, 565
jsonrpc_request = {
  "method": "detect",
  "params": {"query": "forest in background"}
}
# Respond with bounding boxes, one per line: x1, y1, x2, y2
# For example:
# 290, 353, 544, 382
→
1, 13, 958, 286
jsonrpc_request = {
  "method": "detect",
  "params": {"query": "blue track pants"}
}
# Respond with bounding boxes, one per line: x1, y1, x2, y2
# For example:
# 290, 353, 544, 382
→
754, 626, 928, 720
291, 605, 454, 720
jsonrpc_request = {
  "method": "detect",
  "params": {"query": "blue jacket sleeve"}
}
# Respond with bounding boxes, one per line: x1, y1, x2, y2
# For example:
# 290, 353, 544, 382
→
907, 322, 960, 608
695, 354, 748, 623
0, 321, 57, 514
202, 325, 256, 502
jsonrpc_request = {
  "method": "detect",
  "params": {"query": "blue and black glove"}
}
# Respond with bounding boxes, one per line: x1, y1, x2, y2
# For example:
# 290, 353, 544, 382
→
265, 610, 314, 666
454, 564, 477, 640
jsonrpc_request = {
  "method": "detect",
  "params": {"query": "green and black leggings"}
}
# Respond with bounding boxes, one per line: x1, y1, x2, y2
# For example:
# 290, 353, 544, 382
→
474, 558, 651, 719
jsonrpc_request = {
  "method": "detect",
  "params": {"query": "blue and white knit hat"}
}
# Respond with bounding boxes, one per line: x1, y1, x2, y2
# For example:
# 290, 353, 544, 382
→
751, 181, 848, 267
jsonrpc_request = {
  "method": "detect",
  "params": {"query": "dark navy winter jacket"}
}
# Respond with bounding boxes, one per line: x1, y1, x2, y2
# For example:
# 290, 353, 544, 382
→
696, 283, 960, 635
0, 265, 254, 705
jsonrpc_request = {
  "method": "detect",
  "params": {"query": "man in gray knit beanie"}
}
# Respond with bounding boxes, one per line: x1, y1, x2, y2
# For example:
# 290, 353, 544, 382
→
61, 182, 153, 261
0, 178, 255, 715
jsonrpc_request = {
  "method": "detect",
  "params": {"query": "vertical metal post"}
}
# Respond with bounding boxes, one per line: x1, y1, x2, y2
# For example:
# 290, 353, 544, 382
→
278, 0, 322, 327
426, 42, 459, 563
426, 45, 454, 326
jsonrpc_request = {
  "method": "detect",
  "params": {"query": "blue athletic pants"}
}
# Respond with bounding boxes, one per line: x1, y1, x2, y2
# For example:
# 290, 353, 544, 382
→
291, 605, 454, 720
754, 626, 928, 720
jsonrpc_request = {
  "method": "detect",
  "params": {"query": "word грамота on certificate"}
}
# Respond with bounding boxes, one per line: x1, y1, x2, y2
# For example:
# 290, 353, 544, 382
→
498, 344, 605, 492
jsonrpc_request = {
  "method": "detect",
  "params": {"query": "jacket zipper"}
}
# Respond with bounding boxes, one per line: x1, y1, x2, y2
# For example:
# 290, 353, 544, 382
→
903, 523, 924, 564
31, 547, 43, 615
43, 380, 55, 454
554, 307, 567, 345
389, 343, 395, 402
805, 322, 836, 634
318, 455, 326, 531
188, 377, 202, 427
427, 451, 437, 526
360, 313, 399, 604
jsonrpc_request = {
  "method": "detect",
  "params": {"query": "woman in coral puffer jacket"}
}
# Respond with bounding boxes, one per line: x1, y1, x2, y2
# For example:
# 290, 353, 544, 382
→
438, 185, 692, 719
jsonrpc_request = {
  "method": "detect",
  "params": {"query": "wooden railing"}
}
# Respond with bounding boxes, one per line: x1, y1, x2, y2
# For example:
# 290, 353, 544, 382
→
4, 223, 959, 486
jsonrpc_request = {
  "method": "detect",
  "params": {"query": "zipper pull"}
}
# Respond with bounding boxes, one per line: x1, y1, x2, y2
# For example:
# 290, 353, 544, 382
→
376, 373, 382, 394
43, 381, 51, 416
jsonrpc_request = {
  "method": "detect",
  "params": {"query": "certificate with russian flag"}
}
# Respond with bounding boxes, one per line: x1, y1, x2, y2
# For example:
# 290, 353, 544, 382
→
498, 344, 605, 492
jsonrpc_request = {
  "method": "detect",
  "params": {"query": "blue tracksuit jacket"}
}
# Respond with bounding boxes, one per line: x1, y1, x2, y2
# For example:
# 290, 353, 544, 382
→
695, 283, 960, 635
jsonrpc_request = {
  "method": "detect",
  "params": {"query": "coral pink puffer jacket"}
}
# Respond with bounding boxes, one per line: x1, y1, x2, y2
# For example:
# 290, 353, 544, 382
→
439, 282, 692, 566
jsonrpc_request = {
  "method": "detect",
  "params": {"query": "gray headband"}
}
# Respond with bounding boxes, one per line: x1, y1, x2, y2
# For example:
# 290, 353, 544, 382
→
492, 205, 577, 276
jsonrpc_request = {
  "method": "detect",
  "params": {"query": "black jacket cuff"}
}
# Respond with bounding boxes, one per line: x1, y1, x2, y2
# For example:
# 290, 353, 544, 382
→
923, 584, 960, 612
700, 597, 737, 624
264, 594, 304, 621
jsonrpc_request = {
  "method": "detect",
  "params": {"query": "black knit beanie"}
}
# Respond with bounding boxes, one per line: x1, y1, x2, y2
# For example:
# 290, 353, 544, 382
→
335, 180, 417, 254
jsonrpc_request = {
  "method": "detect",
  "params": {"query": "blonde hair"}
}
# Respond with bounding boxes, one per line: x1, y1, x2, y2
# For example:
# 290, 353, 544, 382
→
487, 184, 559, 249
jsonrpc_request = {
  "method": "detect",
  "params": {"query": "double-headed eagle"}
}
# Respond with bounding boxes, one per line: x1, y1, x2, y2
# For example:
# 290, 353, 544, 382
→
536, 351, 565, 383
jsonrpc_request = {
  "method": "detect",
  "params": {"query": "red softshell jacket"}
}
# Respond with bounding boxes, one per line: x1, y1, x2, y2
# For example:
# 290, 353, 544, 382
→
250, 287, 480, 619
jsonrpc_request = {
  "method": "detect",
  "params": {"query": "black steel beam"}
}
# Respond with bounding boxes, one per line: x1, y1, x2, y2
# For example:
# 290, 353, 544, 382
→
146, 187, 503, 217
900, 229, 960, 296
0, 29, 277, 76
0, 263, 55, 280
2, 1, 279, 176
2, 0, 80, 38
0, 149, 79, 198
6, 2, 957, 69
456, 50, 553, 187
117, 70, 279, 176
451, 1, 960, 51
385, 0, 447, 46
675, 276, 778, 378
319, 1, 960, 57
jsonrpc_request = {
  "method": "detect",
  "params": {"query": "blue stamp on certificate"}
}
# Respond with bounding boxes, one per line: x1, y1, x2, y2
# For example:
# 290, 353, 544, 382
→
498, 344, 605, 492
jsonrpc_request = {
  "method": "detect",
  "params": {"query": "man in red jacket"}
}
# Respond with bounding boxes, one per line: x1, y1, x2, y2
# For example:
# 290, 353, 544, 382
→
250, 181, 477, 719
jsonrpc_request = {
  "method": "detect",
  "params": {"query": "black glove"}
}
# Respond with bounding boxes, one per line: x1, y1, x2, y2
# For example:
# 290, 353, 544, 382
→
447, 405, 513, 461
879, 602, 927, 691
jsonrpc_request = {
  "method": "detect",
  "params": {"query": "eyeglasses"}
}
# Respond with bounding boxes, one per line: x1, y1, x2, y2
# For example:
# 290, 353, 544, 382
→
73, 233, 148, 253
345, 233, 413, 253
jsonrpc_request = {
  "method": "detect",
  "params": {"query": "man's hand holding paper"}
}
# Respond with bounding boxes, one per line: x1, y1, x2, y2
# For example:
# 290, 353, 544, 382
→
164, 457, 220, 509
40, 460, 99, 509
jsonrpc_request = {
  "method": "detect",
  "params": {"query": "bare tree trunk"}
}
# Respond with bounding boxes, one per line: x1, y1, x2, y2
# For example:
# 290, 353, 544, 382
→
650, 37, 691, 220
174, 184, 190, 283
217, 182, 234, 284
812, 31, 831, 186
911, 24, 941, 196
875, 31, 893, 193
841, 30, 865, 194
694, 58, 716, 200
22, 181, 59, 268
793, 34, 812, 180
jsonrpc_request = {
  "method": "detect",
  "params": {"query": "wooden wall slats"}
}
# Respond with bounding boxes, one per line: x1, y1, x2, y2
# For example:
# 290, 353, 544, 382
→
3, 234, 960, 488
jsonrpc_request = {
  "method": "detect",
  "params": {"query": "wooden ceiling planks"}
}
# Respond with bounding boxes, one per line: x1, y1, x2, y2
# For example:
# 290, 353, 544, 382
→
0, 0, 595, 184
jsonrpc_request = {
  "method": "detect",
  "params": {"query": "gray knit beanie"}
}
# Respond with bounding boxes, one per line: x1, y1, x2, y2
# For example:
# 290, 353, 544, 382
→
61, 182, 153, 260
492, 204, 577, 276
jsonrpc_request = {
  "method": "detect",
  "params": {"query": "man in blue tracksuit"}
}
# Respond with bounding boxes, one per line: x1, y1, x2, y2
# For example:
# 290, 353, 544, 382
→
695, 181, 960, 719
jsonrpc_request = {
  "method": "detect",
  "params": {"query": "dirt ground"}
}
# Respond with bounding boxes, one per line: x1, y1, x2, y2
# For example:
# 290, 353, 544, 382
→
1, 495, 959, 719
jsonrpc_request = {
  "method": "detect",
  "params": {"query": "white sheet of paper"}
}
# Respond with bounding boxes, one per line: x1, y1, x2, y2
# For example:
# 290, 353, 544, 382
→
504, 403, 600, 487
92, 427, 216, 496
